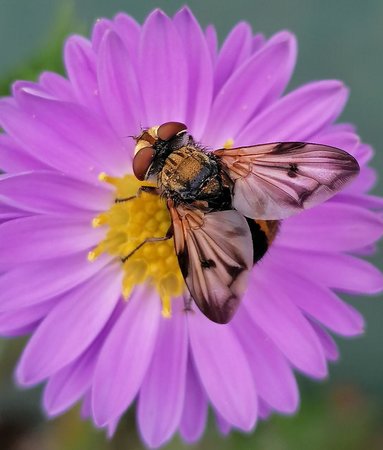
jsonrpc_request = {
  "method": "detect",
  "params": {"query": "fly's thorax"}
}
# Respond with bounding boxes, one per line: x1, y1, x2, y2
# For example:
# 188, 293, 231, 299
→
158, 147, 212, 194
158, 146, 233, 209
146, 136, 189, 178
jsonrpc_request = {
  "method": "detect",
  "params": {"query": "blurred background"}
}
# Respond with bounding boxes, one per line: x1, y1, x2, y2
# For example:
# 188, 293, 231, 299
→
0, 0, 382, 449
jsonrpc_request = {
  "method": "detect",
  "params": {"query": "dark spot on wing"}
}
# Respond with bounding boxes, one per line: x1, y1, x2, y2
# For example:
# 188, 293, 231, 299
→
227, 266, 244, 285
202, 293, 237, 324
227, 226, 247, 237
201, 258, 216, 269
273, 142, 306, 154
298, 189, 311, 204
287, 162, 299, 178
177, 248, 189, 278
275, 142, 305, 153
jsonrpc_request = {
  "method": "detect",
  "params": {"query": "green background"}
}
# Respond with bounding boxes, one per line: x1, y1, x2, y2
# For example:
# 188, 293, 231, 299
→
0, 1, 382, 449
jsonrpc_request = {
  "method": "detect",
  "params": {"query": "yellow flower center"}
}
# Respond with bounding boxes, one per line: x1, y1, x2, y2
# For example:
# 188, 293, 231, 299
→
88, 173, 185, 317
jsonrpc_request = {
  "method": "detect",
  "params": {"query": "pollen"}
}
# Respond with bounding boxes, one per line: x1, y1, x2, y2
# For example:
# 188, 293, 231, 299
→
88, 174, 185, 317
224, 138, 234, 149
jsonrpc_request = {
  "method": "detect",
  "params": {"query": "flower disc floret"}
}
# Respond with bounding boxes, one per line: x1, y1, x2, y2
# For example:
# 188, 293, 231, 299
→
89, 174, 184, 317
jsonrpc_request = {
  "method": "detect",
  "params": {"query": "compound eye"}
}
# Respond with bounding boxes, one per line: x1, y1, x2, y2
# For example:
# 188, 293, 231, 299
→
133, 146, 155, 181
157, 122, 187, 141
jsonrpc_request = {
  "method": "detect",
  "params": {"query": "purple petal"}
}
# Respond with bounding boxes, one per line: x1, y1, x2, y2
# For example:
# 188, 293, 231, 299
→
309, 321, 339, 362
0, 101, 98, 180
215, 412, 231, 435
271, 246, 383, 295
0, 134, 47, 172
0, 202, 27, 221
280, 202, 383, 252
213, 22, 253, 96
106, 419, 119, 438
16, 264, 121, 385
329, 123, 356, 134
313, 129, 359, 154
11, 80, 49, 99
64, 36, 105, 117
0, 323, 35, 337
0, 252, 111, 312
344, 167, 376, 195
258, 400, 272, 421
266, 261, 365, 336
38, 72, 76, 102
204, 31, 297, 147
80, 391, 92, 419
173, 7, 213, 139
91, 18, 113, 52
205, 25, 218, 63
92, 287, 161, 426
0, 215, 103, 270
45, 301, 125, 417
97, 30, 142, 139
354, 143, 374, 165
179, 357, 208, 444
232, 307, 299, 413
188, 310, 257, 430
138, 304, 188, 448
43, 343, 97, 416
0, 101, 124, 183
244, 273, 327, 378
0, 171, 112, 215
252, 34, 265, 53
139, 10, 188, 124
237, 80, 348, 144
12, 87, 130, 179
336, 193, 383, 210
0, 300, 55, 337
113, 13, 140, 65
353, 243, 379, 257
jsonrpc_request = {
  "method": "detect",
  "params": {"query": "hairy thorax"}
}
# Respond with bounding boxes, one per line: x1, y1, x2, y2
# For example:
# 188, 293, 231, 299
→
158, 146, 233, 209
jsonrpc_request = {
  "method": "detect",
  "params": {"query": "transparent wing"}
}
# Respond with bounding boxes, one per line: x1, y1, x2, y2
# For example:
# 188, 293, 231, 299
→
168, 202, 253, 324
215, 142, 360, 219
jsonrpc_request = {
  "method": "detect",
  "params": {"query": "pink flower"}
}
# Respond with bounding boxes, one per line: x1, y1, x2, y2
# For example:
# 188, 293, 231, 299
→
0, 7, 382, 448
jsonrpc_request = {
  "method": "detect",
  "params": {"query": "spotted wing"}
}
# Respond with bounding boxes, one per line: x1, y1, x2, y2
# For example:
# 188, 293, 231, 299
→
215, 142, 360, 220
168, 202, 253, 324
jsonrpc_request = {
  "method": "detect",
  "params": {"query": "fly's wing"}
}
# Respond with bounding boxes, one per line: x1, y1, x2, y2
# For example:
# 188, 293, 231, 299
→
214, 142, 360, 220
168, 202, 253, 324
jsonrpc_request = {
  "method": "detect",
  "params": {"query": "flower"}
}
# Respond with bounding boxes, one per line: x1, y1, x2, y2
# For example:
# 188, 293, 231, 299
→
0, 6, 382, 448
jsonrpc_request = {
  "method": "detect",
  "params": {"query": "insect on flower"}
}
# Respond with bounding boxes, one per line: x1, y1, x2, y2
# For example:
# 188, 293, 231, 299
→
128, 121, 360, 324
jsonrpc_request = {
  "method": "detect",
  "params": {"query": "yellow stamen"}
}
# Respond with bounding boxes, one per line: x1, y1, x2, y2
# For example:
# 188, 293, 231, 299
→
92, 215, 105, 228
161, 295, 172, 318
224, 138, 234, 149
98, 172, 114, 183
89, 174, 185, 316
87, 251, 97, 262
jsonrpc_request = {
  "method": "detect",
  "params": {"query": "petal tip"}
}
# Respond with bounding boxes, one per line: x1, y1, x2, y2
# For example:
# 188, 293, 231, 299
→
146, 8, 170, 24
92, 405, 109, 427
176, 5, 194, 17
272, 30, 297, 48
323, 79, 349, 96
14, 361, 32, 387
42, 391, 59, 418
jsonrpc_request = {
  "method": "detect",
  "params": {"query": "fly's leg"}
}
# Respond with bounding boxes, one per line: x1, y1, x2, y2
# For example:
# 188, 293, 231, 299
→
115, 186, 158, 203
121, 226, 173, 263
